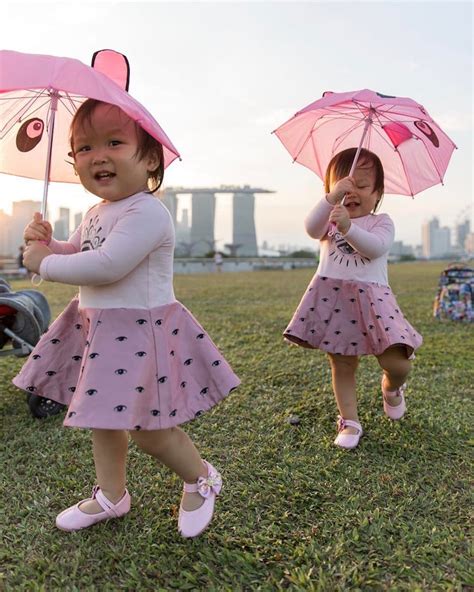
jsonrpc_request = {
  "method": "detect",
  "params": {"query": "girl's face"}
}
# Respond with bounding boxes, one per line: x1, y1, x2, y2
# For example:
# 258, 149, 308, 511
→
72, 104, 159, 202
331, 162, 381, 218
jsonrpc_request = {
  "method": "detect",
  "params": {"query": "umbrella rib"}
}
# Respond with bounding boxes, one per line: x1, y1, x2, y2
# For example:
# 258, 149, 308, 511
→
414, 134, 445, 186
290, 112, 362, 162
332, 119, 366, 152
0, 97, 52, 137
59, 94, 81, 117
0, 89, 49, 101
310, 130, 324, 175
394, 145, 415, 196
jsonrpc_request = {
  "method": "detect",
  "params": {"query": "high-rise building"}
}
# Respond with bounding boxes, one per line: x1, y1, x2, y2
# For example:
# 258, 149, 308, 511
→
176, 208, 190, 244
421, 217, 451, 258
232, 192, 258, 256
11, 200, 42, 255
73, 212, 83, 231
54, 207, 70, 240
0, 209, 12, 256
390, 240, 414, 258
455, 219, 470, 250
190, 193, 215, 256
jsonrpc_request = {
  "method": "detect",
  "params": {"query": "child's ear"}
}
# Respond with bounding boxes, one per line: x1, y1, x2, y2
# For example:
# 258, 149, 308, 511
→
147, 150, 161, 172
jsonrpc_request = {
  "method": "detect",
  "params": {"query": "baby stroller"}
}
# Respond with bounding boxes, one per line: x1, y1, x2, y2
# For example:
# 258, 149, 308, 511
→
433, 263, 474, 322
0, 278, 66, 418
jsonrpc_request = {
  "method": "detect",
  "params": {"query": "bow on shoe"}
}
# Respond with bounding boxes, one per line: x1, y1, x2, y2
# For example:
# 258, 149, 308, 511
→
337, 416, 346, 432
197, 471, 222, 498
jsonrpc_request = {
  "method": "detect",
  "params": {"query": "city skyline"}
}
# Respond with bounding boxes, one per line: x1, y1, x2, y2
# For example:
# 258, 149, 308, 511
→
0, 2, 472, 251
0, 196, 470, 258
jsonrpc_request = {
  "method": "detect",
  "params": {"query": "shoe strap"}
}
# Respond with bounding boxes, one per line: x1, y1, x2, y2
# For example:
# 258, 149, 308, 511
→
382, 381, 406, 399
92, 486, 125, 518
182, 464, 222, 499
337, 416, 362, 433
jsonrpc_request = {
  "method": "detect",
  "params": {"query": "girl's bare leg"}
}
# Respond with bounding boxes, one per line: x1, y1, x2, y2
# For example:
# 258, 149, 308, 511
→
327, 353, 360, 434
376, 345, 412, 405
130, 427, 208, 511
79, 429, 129, 514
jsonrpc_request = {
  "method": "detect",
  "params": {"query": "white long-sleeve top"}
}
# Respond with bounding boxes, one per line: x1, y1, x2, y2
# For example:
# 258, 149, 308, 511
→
305, 197, 395, 285
39, 192, 176, 309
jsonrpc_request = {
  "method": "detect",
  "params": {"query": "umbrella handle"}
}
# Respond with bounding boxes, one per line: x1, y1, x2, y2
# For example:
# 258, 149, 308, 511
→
29, 239, 48, 286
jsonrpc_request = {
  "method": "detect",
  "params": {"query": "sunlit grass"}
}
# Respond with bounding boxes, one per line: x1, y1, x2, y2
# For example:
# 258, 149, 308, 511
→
0, 261, 471, 590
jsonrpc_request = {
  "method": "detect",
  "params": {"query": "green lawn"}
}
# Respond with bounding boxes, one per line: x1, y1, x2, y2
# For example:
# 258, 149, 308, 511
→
0, 262, 472, 591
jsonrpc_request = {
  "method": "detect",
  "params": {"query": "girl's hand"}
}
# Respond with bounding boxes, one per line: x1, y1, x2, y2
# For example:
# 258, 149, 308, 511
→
23, 242, 52, 274
329, 204, 351, 234
24, 212, 53, 244
326, 176, 356, 205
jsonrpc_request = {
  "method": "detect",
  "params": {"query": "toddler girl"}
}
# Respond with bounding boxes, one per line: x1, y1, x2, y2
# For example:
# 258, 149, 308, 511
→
15, 99, 239, 535
284, 148, 422, 448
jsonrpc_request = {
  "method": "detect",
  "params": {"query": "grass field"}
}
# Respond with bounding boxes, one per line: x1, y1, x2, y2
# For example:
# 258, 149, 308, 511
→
0, 261, 472, 591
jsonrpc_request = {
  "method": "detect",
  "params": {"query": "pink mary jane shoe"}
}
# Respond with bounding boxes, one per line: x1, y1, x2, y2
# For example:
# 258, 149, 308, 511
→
178, 460, 222, 538
334, 416, 363, 449
56, 486, 131, 532
382, 379, 407, 420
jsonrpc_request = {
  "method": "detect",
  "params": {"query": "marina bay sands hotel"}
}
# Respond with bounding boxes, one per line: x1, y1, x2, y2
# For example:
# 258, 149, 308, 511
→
161, 185, 274, 256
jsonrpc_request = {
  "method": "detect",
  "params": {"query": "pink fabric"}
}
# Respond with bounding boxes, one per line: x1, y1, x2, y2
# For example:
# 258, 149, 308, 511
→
306, 197, 394, 284
92, 50, 129, 91
14, 298, 240, 430
0, 50, 180, 183
273, 88, 456, 196
40, 193, 175, 309
284, 276, 422, 357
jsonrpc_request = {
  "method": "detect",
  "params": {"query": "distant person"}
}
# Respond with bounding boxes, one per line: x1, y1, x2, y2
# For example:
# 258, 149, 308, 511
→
214, 251, 223, 272
15, 98, 240, 536
283, 148, 422, 449
17, 245, 28, 277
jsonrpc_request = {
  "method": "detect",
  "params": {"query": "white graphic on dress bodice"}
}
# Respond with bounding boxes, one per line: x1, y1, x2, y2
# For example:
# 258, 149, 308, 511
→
330, 230, 371, 267
81, 215, 105, 252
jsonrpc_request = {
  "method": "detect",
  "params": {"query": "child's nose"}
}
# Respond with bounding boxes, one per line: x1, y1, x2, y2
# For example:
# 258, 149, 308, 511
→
92, 150, 109, 165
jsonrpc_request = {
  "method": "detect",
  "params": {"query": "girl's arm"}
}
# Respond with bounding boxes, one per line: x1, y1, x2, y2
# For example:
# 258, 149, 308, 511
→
47, 224, 82, 254
39, 200, 171, 285
342, 215, 395, 259
304, 197, 333, 239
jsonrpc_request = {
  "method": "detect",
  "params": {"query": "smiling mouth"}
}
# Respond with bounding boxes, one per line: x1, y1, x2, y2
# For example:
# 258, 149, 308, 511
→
94, 171, 115, 180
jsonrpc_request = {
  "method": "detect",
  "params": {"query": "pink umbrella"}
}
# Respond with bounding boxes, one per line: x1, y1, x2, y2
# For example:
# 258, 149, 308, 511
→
273, 89, 456, 196
0, 50, 180, 216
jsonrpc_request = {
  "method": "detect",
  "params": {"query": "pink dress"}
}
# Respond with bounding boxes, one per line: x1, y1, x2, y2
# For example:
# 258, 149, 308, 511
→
13, 192, 240, 430
284, 197, 422, 357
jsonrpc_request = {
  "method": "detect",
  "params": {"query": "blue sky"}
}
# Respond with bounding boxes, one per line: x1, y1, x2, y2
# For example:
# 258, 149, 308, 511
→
1, 1, 472, 249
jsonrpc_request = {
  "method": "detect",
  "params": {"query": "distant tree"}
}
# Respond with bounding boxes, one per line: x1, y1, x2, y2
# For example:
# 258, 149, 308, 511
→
288, 249, 317, 258
399, 254, 416, 261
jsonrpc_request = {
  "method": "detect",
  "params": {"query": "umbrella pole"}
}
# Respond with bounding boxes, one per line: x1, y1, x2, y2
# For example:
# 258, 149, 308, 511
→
342, 113, 373, 206
41, 91, 59, 219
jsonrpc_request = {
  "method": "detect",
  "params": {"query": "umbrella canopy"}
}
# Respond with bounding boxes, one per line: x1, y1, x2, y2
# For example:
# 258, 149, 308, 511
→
273, 89, 456, 196
0, 50, 180, 212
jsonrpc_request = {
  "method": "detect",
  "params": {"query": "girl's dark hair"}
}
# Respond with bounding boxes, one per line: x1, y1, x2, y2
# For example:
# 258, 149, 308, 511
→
70, 99, 164, 192
324, 148, 384, 212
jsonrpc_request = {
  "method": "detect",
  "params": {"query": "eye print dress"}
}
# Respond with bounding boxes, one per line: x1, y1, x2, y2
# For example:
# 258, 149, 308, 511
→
284, 197, 422, 357
14, 193, 240, 430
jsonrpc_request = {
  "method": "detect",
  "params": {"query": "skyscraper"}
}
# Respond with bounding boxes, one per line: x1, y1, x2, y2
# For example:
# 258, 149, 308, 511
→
422, 217, 451, 258
11, 200, 42, 255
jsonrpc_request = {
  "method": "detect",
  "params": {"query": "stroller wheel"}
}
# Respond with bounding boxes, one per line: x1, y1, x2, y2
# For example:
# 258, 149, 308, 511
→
28, 394, 65, 419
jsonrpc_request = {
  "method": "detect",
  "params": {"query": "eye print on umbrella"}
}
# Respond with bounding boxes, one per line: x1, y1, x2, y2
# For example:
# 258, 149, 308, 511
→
81, 215, 105, 251
16, 118, 44, 152
329, 230, 370, 267
414, 121, 440, 148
